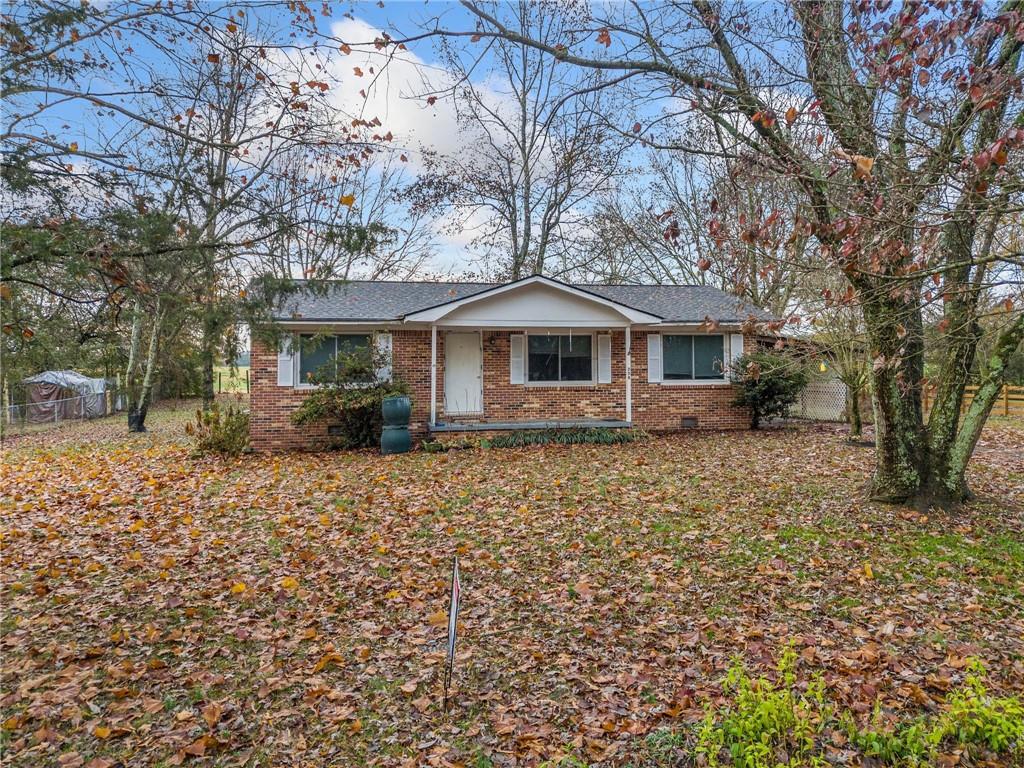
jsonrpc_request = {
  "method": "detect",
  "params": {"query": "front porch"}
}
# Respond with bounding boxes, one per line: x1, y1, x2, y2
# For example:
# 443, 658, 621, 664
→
410, 277, 658, 431
427, 326, 634, 430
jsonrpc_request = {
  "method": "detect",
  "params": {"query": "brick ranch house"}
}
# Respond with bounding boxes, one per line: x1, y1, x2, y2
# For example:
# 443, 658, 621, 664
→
250, 275, 775, 451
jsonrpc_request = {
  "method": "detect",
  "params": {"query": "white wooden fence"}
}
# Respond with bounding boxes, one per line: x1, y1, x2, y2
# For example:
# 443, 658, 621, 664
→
789, 377, 849, 422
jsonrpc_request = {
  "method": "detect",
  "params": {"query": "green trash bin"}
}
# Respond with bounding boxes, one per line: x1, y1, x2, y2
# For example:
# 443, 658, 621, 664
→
381, 395, 411, 454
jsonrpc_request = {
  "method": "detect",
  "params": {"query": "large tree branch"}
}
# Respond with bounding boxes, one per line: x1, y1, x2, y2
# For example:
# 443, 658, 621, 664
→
791, 0, 876, 157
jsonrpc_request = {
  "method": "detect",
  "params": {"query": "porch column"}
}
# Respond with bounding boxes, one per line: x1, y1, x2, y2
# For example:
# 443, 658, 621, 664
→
625, 325, 632, 424
430, 325, 437, 427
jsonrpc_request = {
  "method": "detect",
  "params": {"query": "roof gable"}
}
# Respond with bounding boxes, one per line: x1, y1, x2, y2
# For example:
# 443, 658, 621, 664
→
403, 276, 662, 325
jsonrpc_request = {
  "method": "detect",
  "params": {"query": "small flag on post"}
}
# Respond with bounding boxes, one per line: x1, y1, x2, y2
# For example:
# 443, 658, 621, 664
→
443, 555, 461, 712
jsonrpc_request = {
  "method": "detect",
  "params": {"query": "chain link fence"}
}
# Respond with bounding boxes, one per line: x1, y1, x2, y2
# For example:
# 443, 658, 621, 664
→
2, 389, 126, 439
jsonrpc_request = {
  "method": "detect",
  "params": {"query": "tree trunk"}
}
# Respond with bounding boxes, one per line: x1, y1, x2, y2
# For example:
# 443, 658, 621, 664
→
128, 299, 163, 433
848, 388, 862, 438
199, 229, 219, 410
201, 310, 217, 410
927, 314, 1023, 503
862, 291, 928, 504
125, 303, 144, 432
127, 404, 149, 433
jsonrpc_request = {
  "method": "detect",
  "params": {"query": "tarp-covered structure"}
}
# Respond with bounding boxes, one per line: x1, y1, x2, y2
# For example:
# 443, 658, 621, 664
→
22, 370, 110, 423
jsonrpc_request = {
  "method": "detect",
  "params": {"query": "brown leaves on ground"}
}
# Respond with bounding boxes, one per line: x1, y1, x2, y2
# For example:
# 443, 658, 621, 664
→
1, 407, 1022, 766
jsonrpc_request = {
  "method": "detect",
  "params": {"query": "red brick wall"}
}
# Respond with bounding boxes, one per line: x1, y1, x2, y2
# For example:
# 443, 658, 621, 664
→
630, 331, 751, 430
447, 331, 626, 423
250, 329, 753, 451
250, 330, 437, 451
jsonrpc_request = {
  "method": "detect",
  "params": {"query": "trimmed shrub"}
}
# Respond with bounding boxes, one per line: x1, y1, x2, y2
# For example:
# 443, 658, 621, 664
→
730, 350, 808, 429
185, 406, 249, 456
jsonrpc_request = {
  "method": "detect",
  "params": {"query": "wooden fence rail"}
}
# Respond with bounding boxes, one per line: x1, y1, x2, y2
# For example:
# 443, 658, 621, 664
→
922, 384, 1024, 417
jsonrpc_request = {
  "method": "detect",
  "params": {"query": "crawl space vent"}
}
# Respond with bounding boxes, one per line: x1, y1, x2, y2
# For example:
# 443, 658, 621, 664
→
681, 416, 699, 429
327, 425, 344, 436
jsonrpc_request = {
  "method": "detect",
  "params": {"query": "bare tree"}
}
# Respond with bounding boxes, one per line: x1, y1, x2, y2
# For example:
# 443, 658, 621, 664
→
255, 149, 434, 282
586, 150, 812, 316
143, 14, 372, 408
414, 1, 631, 279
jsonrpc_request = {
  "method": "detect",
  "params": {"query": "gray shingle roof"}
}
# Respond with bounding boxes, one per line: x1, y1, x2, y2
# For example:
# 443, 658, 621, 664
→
272, 279, 774, 324
582, 284, 774, 323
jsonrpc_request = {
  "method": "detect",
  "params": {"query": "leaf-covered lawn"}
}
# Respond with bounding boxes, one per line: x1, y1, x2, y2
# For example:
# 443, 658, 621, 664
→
2, 409, 1022, 767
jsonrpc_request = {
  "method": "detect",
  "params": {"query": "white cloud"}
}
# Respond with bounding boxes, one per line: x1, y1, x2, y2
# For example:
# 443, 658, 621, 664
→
325, 18, 476, 168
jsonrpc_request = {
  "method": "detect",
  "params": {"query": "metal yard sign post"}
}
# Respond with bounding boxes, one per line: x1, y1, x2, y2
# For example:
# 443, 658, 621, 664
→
443, 555, 461, 712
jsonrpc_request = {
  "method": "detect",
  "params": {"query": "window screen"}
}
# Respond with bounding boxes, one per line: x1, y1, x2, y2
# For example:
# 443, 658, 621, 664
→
693, 335, 724, 379
298, 334, 371, 383
527, 335, 559, 382
527, 334, 593, 382
559, 335, 592, 381
299, 335, 336, 382
662, 335, 724, 380
663, 335, 693, 380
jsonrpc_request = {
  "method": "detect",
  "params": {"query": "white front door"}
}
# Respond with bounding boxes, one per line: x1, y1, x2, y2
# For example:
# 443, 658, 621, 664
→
444, 332, 482, 415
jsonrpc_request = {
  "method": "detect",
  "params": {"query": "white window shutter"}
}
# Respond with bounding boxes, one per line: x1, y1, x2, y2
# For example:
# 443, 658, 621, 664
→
647, 333, 662, 383
374, 332, 393, 382
509, 334, 525, 384
597, 334, 612, 384
729, 333, 744, 373
276, 335, 295, 387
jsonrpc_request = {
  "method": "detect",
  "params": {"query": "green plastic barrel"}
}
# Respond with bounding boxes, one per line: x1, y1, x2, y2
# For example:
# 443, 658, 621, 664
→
381, 395, 411, 454
382, 395, 411, 426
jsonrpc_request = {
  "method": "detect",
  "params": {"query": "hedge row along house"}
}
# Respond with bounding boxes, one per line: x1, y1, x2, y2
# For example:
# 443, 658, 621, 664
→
250, 276, 775, 450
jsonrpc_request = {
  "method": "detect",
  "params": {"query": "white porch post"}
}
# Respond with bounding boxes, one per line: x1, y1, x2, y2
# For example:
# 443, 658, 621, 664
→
430, 325, 437, 427
625, 325, 632, 424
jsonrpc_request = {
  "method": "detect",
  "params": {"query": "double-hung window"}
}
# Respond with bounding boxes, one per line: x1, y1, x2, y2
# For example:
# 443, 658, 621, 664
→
663, 334, 725, 380
527, 334, 593, 383
298, 333, 371, 383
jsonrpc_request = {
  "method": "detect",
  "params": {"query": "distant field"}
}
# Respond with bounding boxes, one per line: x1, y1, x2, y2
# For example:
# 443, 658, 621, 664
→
214, 364, 249, 393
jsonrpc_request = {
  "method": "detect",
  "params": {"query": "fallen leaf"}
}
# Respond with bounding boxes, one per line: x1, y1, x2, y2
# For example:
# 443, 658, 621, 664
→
202, 702, 222, 728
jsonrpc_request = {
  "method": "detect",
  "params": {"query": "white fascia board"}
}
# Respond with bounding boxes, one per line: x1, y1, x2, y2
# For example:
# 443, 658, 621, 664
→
402, 275, 662, 324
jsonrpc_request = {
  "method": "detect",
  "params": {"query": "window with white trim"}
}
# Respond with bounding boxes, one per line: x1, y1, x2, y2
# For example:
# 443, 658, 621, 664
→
663, 334, 726, 380
527, 334, 593, 383
298, 333, 371, 383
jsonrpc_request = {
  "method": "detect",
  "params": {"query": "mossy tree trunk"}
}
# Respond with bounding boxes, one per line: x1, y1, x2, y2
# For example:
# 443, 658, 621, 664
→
930, 315, 1023, 502
861, 290, 929, 504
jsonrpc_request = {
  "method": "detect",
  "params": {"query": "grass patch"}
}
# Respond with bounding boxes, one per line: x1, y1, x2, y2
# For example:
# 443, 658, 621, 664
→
849, 660, 1024, 765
